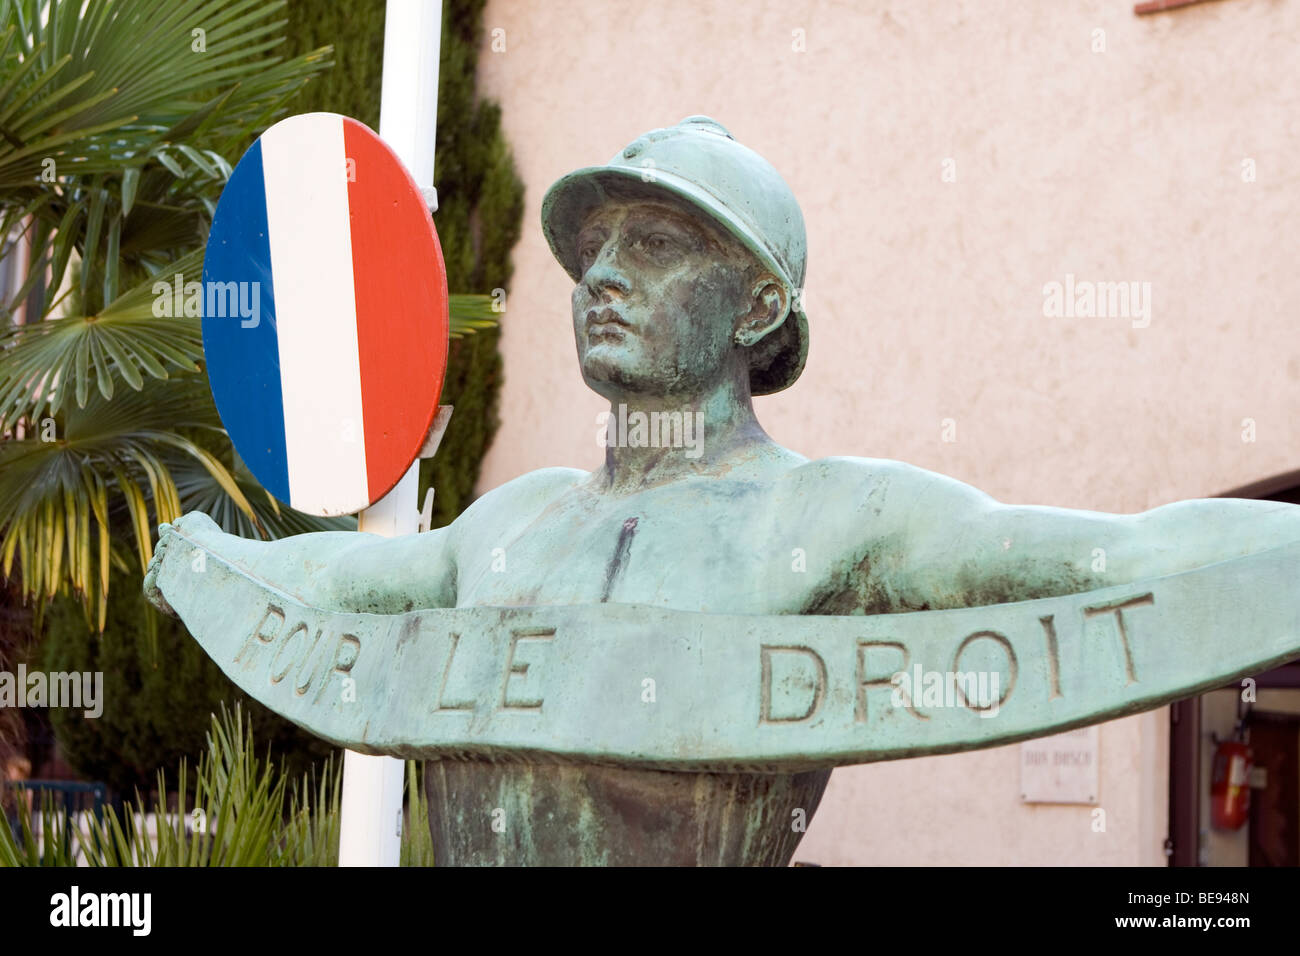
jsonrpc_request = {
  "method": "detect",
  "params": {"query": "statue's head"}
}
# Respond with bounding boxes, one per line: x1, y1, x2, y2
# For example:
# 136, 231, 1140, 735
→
542, 116, 808, 401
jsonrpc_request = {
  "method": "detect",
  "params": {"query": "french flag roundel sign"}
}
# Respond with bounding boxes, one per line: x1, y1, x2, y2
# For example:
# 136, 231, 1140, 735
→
202, 112, 449, 517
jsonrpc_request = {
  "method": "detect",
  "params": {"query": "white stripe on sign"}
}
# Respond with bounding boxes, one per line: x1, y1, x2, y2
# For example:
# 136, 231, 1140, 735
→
261, 114, 369, 514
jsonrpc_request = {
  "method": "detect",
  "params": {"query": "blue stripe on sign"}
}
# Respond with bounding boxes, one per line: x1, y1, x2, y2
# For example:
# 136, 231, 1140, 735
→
201, 139, 290, 503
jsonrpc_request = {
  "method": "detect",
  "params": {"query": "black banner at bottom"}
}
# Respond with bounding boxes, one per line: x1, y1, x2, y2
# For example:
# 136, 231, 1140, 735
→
0, 863, 1283, 943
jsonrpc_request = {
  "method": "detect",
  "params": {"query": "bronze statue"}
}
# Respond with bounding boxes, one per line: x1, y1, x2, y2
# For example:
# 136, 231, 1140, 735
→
147, 116, 1300, 865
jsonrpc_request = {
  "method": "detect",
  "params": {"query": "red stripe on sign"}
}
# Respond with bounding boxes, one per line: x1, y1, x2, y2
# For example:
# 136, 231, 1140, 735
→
343, 118, 450, 503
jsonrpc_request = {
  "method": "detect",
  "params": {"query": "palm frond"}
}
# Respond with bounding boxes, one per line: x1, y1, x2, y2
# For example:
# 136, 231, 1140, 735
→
0, 373, 243, 625
0, 0, 329, 189
0, 249, 205, 425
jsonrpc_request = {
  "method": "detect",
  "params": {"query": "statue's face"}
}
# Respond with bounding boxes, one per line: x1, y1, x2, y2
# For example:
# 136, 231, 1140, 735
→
571, 198, 755, 399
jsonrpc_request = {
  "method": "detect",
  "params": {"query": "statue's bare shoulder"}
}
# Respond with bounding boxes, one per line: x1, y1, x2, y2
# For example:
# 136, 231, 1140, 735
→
772, 455, 957, 528
779, 454, 945, 490
757, 456, 964, 613
447, 466, 588, 548
765, 455, 1136, 612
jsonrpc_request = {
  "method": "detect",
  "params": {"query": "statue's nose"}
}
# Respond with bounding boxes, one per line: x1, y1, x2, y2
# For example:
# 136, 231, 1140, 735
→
582, 246, 631, 301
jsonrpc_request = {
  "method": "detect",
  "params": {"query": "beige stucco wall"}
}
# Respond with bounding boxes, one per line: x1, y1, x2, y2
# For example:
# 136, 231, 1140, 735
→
471, 0, 1300, 864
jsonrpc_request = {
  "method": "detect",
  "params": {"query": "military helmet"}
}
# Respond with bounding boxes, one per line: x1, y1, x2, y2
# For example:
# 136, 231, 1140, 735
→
541, 115, 809, 395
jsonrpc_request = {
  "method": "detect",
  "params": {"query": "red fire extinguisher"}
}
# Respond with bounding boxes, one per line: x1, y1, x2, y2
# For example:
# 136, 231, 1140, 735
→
1210, 736, 1252, 831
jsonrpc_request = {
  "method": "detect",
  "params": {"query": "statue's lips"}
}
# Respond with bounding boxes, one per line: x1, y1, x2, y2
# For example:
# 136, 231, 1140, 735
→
586, 307, 632, 339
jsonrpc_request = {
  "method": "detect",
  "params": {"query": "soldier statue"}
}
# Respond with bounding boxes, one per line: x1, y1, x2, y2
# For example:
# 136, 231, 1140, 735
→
148, 116, 1300, 865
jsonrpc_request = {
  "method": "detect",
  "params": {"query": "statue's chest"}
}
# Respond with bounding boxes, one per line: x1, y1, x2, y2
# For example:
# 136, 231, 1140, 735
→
453, 483, 801, 612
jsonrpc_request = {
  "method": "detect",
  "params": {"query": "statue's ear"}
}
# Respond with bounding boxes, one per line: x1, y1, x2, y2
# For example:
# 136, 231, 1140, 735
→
733, 275, 790, 347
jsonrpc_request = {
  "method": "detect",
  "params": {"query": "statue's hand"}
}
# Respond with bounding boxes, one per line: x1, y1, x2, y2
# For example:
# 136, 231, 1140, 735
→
143, 512, 222, 617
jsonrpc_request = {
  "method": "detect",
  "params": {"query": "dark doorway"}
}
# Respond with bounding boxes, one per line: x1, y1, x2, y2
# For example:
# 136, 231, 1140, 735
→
1246, 711, 1300, 867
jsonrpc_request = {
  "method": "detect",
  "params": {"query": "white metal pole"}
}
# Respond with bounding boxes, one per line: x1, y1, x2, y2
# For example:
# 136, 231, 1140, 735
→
339, 0, 443, 868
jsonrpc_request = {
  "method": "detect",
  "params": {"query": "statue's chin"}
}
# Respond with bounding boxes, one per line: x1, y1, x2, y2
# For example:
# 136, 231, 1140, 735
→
580, 349, 651, 397
581, 354, 734, 403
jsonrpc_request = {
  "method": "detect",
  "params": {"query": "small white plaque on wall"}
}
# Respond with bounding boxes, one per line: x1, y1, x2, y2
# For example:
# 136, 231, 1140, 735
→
1020, 727, 1100, 804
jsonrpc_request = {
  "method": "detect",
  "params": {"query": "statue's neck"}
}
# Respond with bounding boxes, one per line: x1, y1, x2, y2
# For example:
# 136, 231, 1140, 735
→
594, 382, 785, 494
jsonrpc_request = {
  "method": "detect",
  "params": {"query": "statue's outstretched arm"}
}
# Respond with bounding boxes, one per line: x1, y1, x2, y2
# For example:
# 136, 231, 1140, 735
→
144, 511, 456, 616
907, 470, 1300, 606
